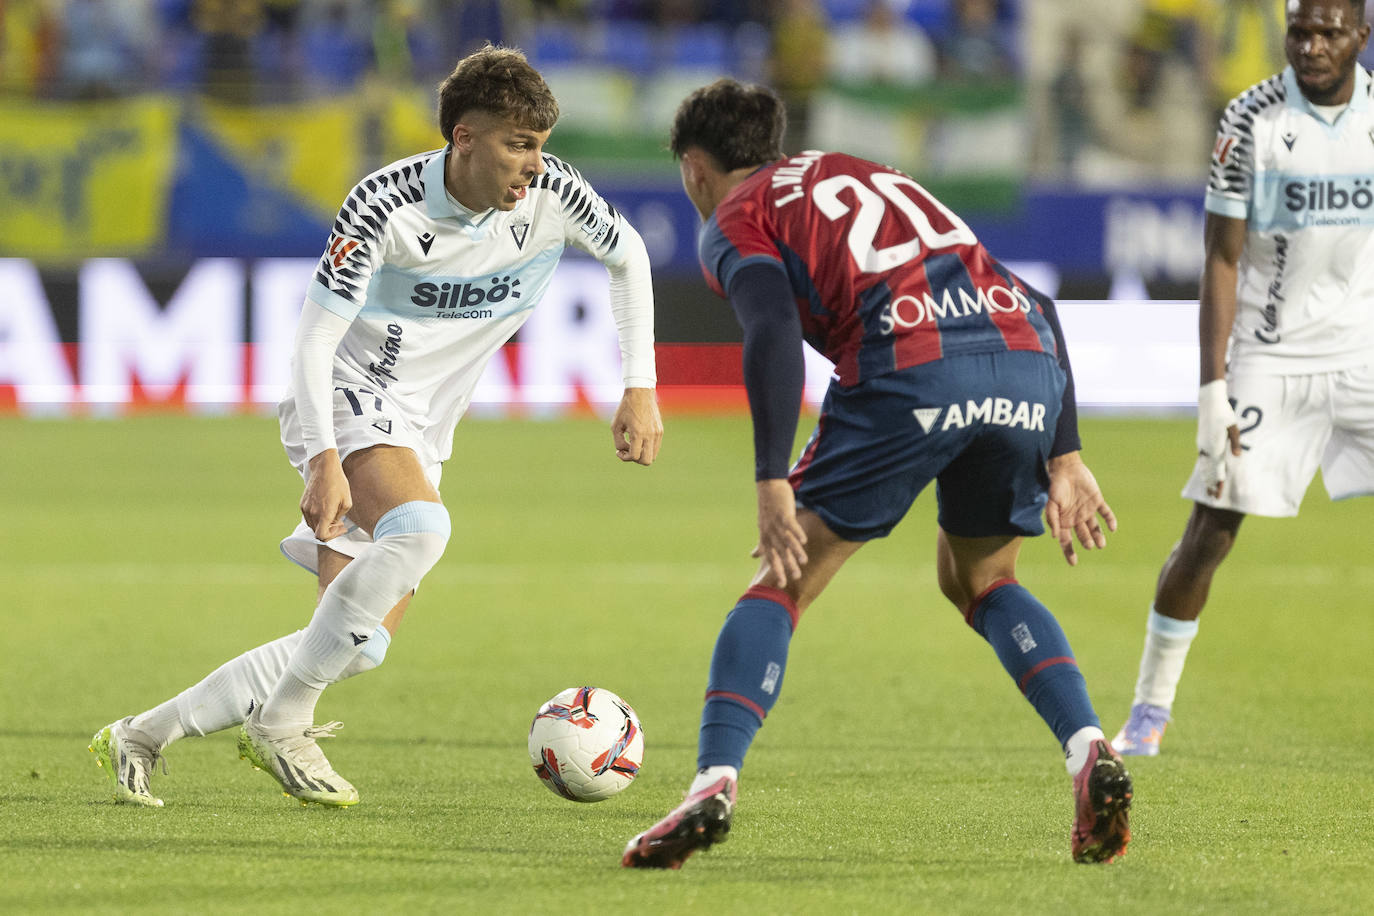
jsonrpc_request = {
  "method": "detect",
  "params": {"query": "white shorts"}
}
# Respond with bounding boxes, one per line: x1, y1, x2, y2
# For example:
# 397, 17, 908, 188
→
1183, 362, 1374, 516
277, 381, 444, 575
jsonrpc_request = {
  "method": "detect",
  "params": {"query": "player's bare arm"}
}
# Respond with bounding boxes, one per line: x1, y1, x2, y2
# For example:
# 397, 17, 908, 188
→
301, 448, 352, 541
611, 386, 663, 466
1198, 213, 1246, 397
752, 477, 808, 587
1045, 451, 1116, 567
1196, 212, 1248, 496
289, 298, 355, 542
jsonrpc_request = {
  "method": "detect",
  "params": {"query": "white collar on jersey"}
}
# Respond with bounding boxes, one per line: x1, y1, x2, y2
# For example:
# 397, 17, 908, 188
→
1283, 64, 1371, 122
421, 144, 496, 227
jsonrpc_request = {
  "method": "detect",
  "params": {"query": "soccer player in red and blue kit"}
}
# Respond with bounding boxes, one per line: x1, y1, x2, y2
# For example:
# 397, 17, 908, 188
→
621, 79, 1132, 869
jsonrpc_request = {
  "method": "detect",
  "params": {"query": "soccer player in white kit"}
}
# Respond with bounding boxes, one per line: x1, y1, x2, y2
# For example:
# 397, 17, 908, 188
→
89, 46, 662, 806
1114, 0, 1374, 756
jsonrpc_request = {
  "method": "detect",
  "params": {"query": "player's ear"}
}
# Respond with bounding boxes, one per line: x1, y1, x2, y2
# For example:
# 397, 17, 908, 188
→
680, 149, 707, 187
451, 122, 473, 152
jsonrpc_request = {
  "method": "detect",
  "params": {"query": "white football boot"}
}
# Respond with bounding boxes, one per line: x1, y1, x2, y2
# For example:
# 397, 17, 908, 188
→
89, 717, 166, 807
237, 704, 359, 806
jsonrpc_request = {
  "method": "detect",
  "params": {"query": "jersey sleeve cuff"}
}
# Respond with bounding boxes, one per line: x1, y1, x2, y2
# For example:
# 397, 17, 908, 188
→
622, 377, 656, 389
306, 279, 366, 322
1203, 190, 1248, 220
302, 439, 339, 464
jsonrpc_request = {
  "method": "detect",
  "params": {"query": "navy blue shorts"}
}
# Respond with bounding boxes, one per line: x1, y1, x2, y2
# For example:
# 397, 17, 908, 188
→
789, 351, 1066, 542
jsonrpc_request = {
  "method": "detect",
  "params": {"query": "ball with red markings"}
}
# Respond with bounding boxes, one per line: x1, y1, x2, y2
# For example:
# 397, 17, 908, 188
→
528, 686, 644, 802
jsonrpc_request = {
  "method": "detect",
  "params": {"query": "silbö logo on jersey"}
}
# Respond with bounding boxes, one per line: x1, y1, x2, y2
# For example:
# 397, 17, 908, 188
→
1284, 178, 1374, 226
410, 275, 522, 318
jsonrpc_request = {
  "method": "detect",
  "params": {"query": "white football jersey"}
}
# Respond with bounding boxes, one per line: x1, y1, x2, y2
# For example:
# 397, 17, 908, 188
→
290, 146, 655, 462
1206, 65, 1374, 373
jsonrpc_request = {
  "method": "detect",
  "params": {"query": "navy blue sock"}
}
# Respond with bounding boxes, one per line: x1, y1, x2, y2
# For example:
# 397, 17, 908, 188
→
698, 586, 799, 771
967, 580, 1099, 747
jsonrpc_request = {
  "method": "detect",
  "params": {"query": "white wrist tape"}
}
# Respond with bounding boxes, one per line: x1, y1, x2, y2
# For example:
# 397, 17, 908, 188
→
1196, 380, 1236, 457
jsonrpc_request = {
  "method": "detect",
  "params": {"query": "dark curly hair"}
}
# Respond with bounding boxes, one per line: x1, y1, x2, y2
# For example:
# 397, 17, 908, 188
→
437, 45, 559, 145
669, 78, 786, 171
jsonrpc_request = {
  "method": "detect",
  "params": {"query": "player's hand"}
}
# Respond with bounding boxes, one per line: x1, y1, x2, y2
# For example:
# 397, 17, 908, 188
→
751, 478, 808, 587
302, 449, 352, 541
611, 387, 663, 466
1196, 378, 1242, 499
1045, 451, 1117, 567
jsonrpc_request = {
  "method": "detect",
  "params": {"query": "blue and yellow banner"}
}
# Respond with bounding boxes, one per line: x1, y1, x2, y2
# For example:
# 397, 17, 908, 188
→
196, 96, 363, 219
0, 97, 178, 258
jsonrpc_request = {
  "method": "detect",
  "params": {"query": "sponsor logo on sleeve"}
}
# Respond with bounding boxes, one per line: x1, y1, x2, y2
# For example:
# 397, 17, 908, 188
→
1213, 134, 1238, 165
328, 235, 360, 269
579, 198, 614, 247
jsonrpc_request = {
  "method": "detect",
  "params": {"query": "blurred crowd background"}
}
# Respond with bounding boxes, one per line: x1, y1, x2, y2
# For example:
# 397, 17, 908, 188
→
8, 0, 1374, 184
8, 0, 1371, 411
7, 1, 1374, 308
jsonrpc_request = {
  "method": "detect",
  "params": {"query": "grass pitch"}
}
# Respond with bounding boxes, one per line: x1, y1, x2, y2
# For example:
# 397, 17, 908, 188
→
1, 413, 1371, 914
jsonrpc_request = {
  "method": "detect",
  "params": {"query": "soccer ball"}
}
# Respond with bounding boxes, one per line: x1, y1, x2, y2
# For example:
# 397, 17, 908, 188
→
528, 686, 644, 802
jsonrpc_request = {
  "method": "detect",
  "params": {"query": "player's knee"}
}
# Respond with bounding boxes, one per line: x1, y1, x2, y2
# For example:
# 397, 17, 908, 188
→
358, 624, 392, 667
1178, 509, 1242, 568
936, 564, 966, 609
373, 500, 451, 571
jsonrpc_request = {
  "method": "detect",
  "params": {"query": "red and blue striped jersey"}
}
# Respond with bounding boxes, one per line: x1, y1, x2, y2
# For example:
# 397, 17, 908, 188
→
698, 151, 1059, 386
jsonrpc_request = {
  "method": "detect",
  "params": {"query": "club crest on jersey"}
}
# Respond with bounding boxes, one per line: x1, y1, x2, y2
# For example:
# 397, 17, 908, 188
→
510, 220, 530, 250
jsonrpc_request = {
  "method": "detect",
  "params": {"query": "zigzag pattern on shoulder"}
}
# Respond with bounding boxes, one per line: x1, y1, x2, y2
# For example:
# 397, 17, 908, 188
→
1208, 75, 1285, 197
314, 149, 437, 304
532, 152, 622, 253
331, 150, 433, 242
1221, 74, 1285, 149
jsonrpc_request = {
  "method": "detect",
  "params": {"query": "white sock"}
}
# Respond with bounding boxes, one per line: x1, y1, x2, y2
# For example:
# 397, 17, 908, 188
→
128, 701, 185, 750
265, 503, 448, 728
1131, 606, 1200, 710
128, 628, 391, 745
261, 670, 323, 730
689, 765, 739, 795
1064, 726, 1106, 776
